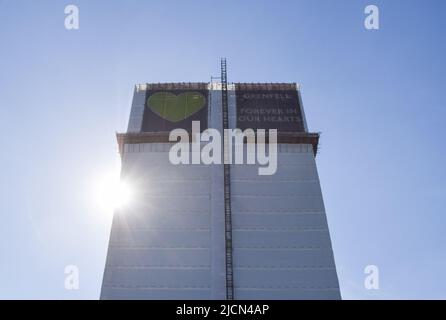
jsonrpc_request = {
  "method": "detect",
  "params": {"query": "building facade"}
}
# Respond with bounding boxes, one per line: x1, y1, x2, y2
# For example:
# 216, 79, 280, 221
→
100, 82, 340, 299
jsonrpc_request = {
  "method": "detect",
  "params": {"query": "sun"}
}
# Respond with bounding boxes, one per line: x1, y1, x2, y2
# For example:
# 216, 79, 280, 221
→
92, 171, 133, 215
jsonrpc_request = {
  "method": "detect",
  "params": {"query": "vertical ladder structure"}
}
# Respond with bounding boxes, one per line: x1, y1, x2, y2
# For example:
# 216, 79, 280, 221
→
221, 58, 234, 300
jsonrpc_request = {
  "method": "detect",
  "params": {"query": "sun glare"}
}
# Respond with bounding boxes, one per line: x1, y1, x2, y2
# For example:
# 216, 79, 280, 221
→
92, 171, 133, 215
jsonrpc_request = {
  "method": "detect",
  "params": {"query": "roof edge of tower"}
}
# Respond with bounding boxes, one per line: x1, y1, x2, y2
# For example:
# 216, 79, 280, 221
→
135, 82, 302, 92
234, 82, 299, 91
135, 82, 209, 92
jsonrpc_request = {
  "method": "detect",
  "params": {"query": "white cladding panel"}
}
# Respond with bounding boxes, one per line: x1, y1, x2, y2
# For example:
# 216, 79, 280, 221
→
101, 143, 214, 300
126, 87, 145, 132
231, 144, 340, 299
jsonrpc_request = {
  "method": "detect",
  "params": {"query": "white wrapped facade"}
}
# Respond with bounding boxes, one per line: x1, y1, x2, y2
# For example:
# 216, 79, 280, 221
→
100, 83, 340, 300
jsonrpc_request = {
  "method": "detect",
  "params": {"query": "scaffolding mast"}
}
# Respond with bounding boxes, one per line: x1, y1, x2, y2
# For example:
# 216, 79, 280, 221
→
221, 58, 234, 300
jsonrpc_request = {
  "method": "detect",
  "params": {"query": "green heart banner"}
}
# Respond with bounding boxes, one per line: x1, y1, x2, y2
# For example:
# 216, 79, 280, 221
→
147, 91, 206, 123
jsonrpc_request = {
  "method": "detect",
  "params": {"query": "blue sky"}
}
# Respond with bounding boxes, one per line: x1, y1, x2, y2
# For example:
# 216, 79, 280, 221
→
0, 0, 445, 299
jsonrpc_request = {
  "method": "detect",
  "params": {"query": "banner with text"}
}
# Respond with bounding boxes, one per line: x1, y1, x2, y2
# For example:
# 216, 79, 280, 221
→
235, 83, 305, 132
